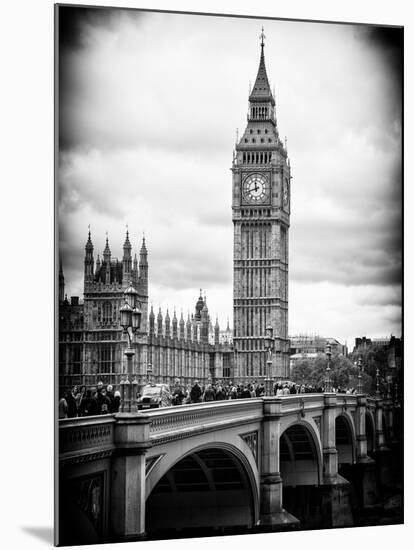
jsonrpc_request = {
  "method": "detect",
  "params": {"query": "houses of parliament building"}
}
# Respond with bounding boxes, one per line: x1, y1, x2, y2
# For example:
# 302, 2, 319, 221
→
58, 33, 291, 389
59, 231, 233, 389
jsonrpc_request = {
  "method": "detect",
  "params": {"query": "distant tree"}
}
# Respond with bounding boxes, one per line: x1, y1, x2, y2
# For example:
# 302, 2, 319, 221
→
349, 345, 392, 395
290, 359, 313, 385
291, 353, 371, 392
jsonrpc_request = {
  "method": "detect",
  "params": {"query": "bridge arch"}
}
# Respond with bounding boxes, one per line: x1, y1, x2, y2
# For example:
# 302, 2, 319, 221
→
280, 419, 323, 487
335, 412, 357, 465
145, 441, 259, 534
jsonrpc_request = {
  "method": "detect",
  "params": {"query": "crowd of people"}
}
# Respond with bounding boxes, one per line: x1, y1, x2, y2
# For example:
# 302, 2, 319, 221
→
59, 379, 359, 418
58, 382, 121, 418
169, 379, 357, 404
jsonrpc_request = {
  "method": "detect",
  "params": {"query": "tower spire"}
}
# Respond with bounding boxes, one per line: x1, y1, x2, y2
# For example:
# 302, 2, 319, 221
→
249, 33, 274, 103
103, 232, 111, 284
260, 26, 266, 49
122, 227, 132, 282
84, 227, 94, 286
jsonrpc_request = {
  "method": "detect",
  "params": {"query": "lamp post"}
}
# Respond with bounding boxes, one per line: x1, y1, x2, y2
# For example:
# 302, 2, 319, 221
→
386, 378, 392, 399
357, 356, 364, 395
324, 342, 333, 392
375, 367, 381, 397
394, 382, 399, 407
265, 326, 274, 397
146, 363, 153, 385
119, 282, 142, 413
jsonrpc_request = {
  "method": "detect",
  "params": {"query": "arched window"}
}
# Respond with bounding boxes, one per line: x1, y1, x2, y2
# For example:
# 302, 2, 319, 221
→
102, 301, 112, 324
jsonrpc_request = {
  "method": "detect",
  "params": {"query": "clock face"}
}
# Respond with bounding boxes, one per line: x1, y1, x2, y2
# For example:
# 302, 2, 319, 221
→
242, 174, 269, 204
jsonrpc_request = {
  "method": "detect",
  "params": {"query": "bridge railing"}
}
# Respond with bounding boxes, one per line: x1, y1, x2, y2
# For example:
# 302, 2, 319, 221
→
336, 394, 357, 408
279, 394, 325, 414
147, 398, 264, 444
59, 415, 116, 461
59, 394, 386, 460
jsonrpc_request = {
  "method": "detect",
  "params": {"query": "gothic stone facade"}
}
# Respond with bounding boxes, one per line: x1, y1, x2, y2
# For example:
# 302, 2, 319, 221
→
59, 233, 234, 390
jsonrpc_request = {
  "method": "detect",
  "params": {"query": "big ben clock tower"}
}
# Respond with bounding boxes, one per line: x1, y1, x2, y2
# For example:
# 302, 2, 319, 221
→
232, 30, 291, 382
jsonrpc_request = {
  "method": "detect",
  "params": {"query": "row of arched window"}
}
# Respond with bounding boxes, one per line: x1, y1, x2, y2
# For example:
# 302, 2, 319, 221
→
250, 106, 269, 119
242, 151, 272, 164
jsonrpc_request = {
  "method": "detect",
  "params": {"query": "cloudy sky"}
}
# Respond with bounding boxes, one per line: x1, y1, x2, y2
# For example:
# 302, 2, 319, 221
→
58, 6, 402, 347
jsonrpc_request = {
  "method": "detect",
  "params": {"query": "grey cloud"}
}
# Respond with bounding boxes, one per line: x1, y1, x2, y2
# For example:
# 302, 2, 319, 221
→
57, 10, 402, 343
151, 255, 232, 290
357, 288, 402, 308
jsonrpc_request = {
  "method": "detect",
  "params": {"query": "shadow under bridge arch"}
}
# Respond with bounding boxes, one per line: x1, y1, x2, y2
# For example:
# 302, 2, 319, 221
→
280, 421, 323, 530
146, 444, 258, 536
280, 421, 322, 487
335, 413, 356, 466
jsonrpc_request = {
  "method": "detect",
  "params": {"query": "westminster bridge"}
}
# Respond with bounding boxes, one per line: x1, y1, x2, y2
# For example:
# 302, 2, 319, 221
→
58, 392, 402, 545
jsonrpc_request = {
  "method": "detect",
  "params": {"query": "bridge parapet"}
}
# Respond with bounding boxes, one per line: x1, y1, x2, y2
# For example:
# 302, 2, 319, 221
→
280, 394, 324, 416
59, 415, 116, 464
336, 394, 357, 408
148, 398, 263, 445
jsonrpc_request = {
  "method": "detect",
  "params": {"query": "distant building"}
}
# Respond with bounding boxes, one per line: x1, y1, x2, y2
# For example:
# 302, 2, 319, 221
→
352, 335, 402, 372
288, 334, 347, 371
354, 336, 389, 352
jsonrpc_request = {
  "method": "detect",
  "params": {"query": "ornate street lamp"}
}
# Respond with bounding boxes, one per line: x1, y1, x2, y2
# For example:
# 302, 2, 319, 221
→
265, 326, 274, 397
119, 282, 141, 413
375, 367, 381, 397
146, 363, 153, 385
357, 356, 364, 395
324, 342, 333, 393
394, 382, 400, 408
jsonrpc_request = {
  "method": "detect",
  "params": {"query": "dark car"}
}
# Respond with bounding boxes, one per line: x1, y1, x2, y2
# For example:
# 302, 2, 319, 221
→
137, 384, 172, 410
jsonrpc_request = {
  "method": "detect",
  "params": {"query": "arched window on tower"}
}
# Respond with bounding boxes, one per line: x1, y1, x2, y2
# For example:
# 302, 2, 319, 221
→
102, 301, 112, 324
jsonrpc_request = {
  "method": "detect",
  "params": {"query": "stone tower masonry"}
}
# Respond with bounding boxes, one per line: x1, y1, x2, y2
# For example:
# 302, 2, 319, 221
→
232, 32, 291, 381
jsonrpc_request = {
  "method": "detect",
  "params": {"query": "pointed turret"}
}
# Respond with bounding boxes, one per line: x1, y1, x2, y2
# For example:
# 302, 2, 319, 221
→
95, 254, 101, 276
214, 316, 220, 346
172, 310, 178, 339
85, 227, 93, 252
122, 229, 132, 282
179, 311, 185, 340
103, 235, 111, 261
186, 313, 192, 341
139, 235, 148, 266
165, 309, 171, 338
157, 307, 163, 337
139, 235, 148, 295
84, 228, 94, 286
149, 305, 155, 335
103, 235, 111, 284
192, 315, 199, 343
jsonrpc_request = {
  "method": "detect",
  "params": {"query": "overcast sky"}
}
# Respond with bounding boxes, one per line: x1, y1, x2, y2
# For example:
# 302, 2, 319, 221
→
58, 6, 402, 347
